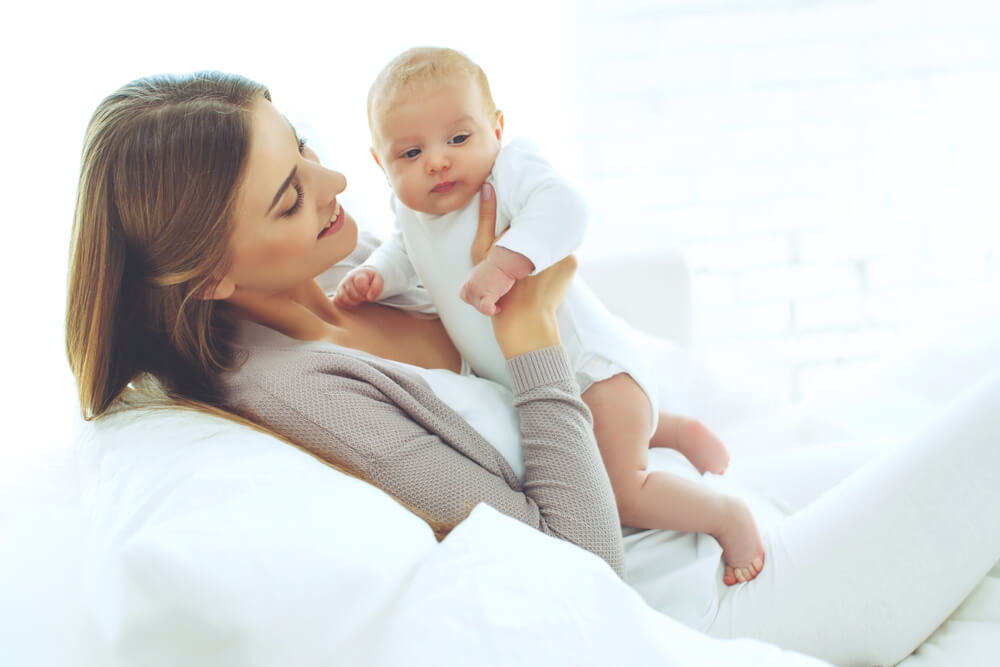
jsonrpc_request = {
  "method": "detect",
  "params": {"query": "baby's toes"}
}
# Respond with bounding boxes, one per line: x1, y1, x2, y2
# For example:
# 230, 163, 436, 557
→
738, 561, 763, 583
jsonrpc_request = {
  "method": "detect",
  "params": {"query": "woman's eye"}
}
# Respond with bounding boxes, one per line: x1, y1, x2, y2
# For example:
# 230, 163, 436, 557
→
282, 183, 305, 218
449, 134, 470, 145
402, 148, 421, 159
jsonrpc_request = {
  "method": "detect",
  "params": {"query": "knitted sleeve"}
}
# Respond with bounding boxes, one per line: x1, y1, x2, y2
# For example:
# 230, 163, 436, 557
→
229, 345, 625, 576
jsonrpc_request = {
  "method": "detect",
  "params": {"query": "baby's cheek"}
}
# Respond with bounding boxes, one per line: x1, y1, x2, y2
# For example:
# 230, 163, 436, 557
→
389, 172, 418, 203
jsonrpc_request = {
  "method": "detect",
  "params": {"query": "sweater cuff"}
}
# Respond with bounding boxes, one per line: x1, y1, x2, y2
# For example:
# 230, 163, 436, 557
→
506, 346, 574, 394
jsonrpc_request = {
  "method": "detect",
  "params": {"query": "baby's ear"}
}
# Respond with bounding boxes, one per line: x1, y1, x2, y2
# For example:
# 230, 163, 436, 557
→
494, 110, 504, 140
370, 147, 385, 172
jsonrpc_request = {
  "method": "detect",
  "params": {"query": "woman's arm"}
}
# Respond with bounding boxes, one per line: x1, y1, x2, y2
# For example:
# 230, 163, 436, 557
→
231, 346, 624, 576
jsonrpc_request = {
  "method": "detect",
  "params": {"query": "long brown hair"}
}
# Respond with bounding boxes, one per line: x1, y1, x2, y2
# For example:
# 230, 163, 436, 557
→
66, 71, 453, 539
67, 71, 265, 418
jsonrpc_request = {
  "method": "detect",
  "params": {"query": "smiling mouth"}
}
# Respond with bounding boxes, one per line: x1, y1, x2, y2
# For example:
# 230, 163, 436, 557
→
431, 181, 456, 194
318, 201, 343, 239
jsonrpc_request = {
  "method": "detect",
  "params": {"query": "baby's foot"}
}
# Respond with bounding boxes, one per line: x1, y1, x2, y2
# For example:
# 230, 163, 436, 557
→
713, 497, 765, 586
677, 418, 730, 475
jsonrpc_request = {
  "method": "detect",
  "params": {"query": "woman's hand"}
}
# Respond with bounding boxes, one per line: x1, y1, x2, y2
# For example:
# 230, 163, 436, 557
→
472, 183, 577, 359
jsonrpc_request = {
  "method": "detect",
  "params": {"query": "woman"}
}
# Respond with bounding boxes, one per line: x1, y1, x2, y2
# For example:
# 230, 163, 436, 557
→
67, 71, 1000, 666
66, 71, 623, 573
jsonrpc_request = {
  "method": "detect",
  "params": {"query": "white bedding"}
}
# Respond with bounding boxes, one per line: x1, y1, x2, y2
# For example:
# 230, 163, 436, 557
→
3, 253, 999, 666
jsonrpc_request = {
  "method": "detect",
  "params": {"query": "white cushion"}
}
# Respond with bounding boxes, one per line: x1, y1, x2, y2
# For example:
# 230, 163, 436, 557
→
77, 407, 436, 665
74, 405, 823, 666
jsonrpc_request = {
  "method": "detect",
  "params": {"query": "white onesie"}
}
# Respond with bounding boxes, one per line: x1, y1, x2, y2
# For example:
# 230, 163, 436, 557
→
365, 137, 658, 430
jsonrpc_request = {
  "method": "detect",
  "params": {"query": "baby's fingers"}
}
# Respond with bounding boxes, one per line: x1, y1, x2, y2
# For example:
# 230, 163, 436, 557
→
477, 295, 499, 317
366, 272, 384, 301
335, 272, 367, 306
334, 283, 361, 306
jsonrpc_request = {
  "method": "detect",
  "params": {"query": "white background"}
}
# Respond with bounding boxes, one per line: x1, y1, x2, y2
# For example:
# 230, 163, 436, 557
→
1, 0, 998, 477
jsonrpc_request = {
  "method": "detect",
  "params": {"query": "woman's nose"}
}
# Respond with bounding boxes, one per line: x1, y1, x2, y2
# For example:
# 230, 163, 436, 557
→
316, 166, 347, 208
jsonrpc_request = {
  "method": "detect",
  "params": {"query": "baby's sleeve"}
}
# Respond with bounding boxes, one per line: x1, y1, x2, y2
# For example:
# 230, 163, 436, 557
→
363, 194, 421, 298
492, 138, 589, 274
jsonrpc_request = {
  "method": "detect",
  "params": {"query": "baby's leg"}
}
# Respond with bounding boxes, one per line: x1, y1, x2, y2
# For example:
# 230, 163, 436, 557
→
583, 374, 764, 584
705, 373, 1000, 665
650, 412, 730, 474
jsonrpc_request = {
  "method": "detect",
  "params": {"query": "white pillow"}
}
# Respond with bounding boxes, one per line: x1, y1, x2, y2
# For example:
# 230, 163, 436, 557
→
77, 405, 825, 666
374, 503, 826, 667
78, 406, 437, 666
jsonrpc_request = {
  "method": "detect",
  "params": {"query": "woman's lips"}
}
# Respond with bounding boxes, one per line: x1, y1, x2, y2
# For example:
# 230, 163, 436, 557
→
431, 181, 456, 193
318, 204, 345, 239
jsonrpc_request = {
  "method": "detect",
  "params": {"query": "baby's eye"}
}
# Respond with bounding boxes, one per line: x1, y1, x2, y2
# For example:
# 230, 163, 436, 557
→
449, 134, 470, 145
402, 148, 421, 159
297, 136, 308, 154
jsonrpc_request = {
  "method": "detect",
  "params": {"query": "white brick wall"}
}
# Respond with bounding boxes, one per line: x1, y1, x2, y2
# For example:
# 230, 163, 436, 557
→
573, 0, 1000, 402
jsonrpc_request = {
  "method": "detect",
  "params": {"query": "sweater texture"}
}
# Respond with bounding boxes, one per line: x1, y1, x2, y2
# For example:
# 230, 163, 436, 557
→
222, 321, 625, 576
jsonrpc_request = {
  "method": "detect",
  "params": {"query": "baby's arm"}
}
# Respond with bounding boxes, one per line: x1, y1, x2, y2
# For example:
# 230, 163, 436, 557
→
460, 139, 589, 316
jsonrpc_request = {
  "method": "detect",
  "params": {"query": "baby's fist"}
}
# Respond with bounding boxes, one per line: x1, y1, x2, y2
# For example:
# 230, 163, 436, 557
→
334, 267, 384, 307
460, 261, 516, 316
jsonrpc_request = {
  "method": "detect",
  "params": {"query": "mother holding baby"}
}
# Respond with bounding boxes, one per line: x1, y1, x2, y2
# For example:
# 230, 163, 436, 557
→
67, 52, 1000, 665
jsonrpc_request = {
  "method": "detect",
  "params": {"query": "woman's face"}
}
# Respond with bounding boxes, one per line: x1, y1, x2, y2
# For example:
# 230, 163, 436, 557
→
222, 97, 358, 296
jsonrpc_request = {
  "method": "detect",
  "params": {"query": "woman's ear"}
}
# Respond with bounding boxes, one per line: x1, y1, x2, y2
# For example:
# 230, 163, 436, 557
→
494, 110, 504, 141
194, 276, 236, 301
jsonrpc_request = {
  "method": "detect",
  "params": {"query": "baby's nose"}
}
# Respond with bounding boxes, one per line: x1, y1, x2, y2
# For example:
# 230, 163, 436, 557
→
426, 151, 450, 173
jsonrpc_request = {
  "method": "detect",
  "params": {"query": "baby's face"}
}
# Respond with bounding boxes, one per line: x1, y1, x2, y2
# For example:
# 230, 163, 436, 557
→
372, 79, 502, 216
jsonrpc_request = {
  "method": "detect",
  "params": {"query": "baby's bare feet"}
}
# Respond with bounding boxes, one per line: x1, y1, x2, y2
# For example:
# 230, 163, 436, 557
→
713, 497, 765, 586
678, 418, 730, 475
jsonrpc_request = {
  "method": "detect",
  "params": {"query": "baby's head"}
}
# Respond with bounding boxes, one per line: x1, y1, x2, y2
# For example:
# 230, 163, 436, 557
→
368, 47, 503, 216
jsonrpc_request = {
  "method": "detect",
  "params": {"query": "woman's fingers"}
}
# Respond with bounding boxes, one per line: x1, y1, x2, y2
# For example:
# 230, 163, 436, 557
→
470, 183, 498, 265
494, 253, 577, 322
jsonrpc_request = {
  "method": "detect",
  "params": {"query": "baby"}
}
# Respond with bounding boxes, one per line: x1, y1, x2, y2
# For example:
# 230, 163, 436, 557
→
335, 47, 764, 585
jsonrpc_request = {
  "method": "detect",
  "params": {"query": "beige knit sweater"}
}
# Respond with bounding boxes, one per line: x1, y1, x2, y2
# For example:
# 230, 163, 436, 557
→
222, 320, 625, 576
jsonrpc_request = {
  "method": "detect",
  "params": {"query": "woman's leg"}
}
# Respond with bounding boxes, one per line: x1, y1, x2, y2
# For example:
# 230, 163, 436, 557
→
725, 441, 889, 514
705, 373, 1000, 666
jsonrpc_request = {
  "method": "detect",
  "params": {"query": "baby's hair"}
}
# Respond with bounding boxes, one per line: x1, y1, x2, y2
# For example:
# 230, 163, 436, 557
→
367, 46, 497, 146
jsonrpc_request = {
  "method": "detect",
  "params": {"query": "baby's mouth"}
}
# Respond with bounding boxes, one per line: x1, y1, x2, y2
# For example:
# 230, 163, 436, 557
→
431, 181, 456, 194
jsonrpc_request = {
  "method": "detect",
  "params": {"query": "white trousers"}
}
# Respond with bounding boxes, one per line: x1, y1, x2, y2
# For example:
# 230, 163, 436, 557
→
703, 372, 1000, 666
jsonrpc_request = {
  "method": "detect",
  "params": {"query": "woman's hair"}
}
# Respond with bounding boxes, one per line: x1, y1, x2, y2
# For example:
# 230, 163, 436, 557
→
66, 71, 454, 540
67, 71, 268, 419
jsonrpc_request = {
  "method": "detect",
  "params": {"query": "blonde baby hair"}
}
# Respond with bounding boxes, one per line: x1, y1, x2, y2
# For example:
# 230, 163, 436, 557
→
367, 46, 498, 148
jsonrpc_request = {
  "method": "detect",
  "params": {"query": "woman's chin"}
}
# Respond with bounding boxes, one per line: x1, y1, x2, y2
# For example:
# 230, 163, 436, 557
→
310, 215, 360, 278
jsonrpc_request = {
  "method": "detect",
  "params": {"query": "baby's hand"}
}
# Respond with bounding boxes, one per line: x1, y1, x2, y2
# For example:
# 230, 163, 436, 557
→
461, 247, 535, 316
460, 261, 517, 316
334, 267, 384, 307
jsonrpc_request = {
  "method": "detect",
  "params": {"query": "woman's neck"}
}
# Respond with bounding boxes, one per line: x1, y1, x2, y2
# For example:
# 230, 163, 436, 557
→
228, 278, 463, 373
230, 280, 340, 342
